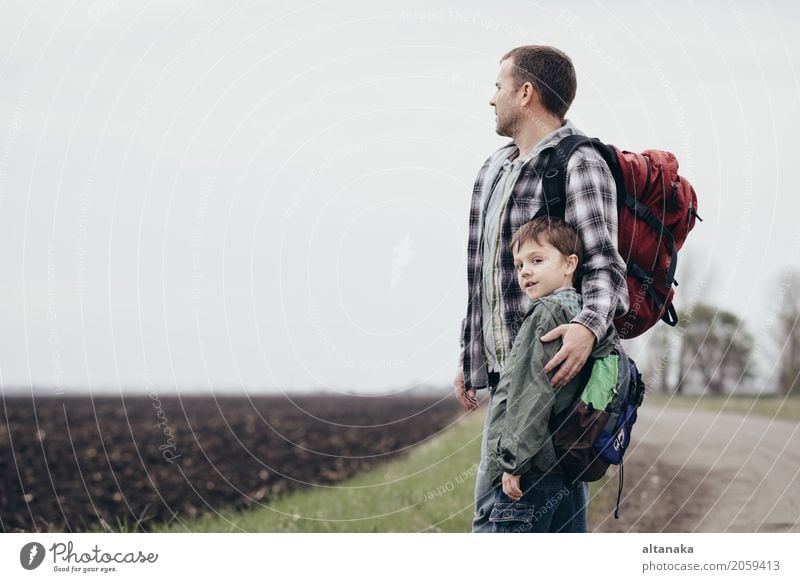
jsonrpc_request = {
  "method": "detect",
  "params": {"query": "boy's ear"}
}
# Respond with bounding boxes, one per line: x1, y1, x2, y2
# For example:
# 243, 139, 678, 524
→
565, 254, 579, 274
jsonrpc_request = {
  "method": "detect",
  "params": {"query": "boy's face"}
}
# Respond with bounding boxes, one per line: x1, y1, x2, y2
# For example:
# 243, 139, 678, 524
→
513, 238, 578, 300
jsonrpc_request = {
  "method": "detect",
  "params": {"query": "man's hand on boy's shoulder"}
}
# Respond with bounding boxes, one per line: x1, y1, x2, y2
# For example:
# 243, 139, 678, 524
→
540, 323, 596, 388
502, 472, 522, 501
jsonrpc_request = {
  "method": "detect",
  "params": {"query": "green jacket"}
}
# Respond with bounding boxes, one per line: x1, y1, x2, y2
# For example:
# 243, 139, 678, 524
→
486, 288, 618, 487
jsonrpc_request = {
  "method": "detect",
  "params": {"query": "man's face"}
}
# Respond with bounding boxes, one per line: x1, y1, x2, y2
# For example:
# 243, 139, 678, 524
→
490, 59, 522, 137
513, 238, 577, 301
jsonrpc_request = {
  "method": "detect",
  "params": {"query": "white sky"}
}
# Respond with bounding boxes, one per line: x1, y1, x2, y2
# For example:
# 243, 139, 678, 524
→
1, 0, 798, 395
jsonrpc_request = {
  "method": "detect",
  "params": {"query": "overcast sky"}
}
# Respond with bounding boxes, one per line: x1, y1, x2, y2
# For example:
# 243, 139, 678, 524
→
1, 0, 798, 395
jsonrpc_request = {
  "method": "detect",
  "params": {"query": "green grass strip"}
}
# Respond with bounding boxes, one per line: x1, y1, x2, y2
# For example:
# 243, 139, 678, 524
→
154, 413, 485, 532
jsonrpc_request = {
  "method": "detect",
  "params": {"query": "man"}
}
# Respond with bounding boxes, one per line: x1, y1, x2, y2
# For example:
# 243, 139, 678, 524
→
454, 45, 629, 533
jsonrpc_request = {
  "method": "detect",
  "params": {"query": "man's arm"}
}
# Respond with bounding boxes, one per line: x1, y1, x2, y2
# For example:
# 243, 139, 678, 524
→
454, 316, 477, 411
563, 155, 628, 342
542, 154, 628, 387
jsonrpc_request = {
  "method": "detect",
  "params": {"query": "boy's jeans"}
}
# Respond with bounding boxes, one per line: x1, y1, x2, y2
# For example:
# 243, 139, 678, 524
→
471, 391, 589, 533
489, 473, 582, 533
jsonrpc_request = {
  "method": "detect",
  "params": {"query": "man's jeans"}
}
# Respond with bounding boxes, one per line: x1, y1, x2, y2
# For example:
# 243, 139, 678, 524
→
471, 390, 589, 533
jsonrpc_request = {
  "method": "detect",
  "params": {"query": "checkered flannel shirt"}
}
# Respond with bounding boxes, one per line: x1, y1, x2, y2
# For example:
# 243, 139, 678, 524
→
460, 121, 630, 391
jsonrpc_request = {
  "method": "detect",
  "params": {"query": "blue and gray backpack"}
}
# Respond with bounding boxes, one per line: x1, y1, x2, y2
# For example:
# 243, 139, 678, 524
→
550, 349, 646, 518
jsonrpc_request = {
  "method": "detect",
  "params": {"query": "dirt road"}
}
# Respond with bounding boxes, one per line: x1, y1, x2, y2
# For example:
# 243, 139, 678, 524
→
592, 404, 800, 532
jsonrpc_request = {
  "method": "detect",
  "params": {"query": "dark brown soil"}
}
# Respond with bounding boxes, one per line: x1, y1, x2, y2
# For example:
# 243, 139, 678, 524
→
0, 392, 459, 532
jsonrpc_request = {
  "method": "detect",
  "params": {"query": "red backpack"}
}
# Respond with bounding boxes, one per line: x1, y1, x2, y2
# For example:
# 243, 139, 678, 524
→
536, 135, 701, 339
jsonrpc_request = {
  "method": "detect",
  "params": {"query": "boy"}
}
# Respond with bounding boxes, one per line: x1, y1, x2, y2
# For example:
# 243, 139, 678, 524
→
485, 216, 619, 533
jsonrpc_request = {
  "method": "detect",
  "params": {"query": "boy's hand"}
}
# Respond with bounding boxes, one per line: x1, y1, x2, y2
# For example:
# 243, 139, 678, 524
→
453, 367, 478, 411
540, 323, 595, 388
502, 472, 522, 501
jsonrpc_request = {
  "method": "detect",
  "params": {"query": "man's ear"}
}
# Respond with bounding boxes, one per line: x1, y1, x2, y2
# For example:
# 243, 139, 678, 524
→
519, 81, 537, 107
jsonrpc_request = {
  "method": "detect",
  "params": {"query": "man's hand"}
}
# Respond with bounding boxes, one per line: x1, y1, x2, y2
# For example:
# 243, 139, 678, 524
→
502, 472, 522, 501
453, 367, 478, 411
540, 323, 596, 388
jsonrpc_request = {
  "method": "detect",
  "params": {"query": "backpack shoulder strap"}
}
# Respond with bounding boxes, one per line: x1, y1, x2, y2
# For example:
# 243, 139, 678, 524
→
535, 135, 598, 220
535, 135, 620, 220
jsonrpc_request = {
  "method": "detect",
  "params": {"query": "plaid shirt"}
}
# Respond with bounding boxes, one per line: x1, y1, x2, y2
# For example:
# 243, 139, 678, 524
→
460, 121, 629, 391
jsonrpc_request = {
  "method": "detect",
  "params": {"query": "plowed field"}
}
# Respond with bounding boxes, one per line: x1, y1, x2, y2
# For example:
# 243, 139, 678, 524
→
0, 393, 459, 532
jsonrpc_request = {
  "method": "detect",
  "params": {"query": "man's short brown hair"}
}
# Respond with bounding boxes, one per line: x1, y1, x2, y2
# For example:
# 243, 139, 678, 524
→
501, 45, 577, 119
510, 216, 583, 286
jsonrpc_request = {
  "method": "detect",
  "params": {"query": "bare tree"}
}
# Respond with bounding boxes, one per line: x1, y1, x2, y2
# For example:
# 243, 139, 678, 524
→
776, 268, 800, 396
681, 303, 754, 394
644, 324, 673, 394
641, 249, 711, 394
